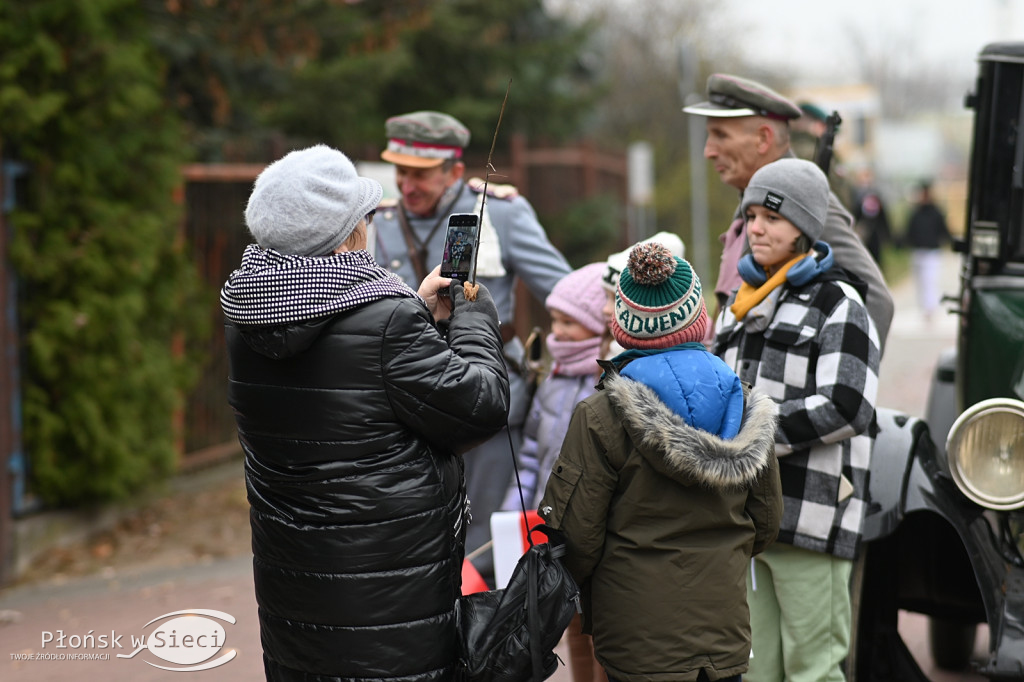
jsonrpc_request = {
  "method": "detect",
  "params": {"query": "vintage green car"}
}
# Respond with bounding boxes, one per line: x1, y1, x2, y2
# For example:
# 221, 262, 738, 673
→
851, 42, 1024, 681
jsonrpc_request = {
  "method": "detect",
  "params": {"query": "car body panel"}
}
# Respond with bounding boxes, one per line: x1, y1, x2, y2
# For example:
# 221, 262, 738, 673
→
857, 41, 1024, 679
963, 284, 1024, 408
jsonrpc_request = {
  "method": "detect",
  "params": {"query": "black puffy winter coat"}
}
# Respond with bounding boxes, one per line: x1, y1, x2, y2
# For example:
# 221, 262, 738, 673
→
224, 261, 509, 682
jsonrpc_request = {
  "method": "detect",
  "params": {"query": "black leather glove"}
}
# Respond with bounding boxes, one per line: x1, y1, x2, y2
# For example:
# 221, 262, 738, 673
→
448, 281, 501, 345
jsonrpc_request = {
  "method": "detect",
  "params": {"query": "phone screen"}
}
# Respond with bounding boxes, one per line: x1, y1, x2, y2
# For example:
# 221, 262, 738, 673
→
440, 214, 480, 282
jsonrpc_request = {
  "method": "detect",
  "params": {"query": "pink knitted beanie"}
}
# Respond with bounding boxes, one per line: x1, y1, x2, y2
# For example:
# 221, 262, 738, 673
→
545, 262, 609, 336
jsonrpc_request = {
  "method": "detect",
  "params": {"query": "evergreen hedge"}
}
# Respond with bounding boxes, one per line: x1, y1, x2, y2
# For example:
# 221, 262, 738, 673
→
0, 0, 205, 506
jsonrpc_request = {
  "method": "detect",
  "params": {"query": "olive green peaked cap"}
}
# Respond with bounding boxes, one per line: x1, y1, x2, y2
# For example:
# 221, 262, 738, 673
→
381, 111, 471, 168
683, 74, 802, 121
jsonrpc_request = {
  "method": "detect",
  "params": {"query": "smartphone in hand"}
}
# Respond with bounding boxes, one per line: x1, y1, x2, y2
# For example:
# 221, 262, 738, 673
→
438, 213, 481, 296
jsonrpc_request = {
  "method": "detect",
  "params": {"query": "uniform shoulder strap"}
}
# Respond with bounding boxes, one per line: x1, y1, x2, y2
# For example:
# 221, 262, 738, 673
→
467, 176, 520, 200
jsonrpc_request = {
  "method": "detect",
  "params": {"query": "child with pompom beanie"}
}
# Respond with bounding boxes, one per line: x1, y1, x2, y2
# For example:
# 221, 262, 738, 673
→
539, 242, 783, 682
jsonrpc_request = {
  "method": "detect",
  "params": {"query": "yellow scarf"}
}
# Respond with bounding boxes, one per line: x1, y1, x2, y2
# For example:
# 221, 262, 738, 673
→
730, 254, 810, 320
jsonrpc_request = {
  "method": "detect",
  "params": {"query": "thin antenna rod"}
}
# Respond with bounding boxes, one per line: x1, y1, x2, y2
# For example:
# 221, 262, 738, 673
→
471, 78, 512, 286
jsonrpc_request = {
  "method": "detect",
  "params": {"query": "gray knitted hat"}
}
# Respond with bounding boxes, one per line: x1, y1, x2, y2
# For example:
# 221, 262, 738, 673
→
245, 145, 383, 256
741, 158, 829, 241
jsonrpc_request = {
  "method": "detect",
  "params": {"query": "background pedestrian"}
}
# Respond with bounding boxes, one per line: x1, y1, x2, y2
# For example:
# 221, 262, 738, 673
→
903, 180, 952, 321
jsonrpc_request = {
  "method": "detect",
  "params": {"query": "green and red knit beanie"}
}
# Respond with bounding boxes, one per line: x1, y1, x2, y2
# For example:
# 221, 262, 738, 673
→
612, 242, 708, 350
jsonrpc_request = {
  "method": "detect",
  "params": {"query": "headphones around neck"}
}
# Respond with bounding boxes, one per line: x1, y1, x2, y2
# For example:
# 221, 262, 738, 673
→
737, 241, 834, 287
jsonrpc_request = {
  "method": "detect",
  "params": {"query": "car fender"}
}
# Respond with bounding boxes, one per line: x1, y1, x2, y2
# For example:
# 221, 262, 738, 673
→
864, 409, 1018, 671
865, 407, 988, 540
862, 407, 934, 541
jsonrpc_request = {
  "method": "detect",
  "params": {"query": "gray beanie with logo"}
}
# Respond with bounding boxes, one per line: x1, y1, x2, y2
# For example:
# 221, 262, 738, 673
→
245, 144, 383, 256
741, 158, 829, 242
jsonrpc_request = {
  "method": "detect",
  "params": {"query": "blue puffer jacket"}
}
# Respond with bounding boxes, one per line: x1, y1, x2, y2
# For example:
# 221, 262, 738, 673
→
618, 348, 745, 439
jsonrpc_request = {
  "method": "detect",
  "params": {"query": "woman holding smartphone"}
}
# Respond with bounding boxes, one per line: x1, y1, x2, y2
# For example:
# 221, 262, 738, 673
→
221, 144, 510, 682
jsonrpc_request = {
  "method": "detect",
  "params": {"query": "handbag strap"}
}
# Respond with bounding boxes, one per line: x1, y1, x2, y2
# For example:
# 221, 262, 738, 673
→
503, 397, 547, 682
527, 548, 543, 682
506, 427, 536, 548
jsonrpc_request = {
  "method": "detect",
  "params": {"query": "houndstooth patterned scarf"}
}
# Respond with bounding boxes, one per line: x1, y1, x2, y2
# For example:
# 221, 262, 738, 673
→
221, 244, 422, 326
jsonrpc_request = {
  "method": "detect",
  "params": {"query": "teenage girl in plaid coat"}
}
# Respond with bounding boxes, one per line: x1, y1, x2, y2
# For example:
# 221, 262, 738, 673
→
712, 159, 881, 682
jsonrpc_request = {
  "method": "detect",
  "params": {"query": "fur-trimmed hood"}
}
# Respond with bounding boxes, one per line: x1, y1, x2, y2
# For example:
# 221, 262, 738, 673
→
604, 372, 778, 490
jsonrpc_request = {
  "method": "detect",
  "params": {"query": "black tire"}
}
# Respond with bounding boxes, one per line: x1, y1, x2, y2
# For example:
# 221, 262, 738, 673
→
848, 541, 931, 682
928, 617, 977, 671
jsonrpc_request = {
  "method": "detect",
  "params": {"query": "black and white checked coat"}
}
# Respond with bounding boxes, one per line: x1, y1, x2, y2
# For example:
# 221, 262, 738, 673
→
713, 272, 880, 560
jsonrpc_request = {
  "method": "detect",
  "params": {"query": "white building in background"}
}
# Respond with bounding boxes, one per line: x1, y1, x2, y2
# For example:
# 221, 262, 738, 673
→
874, 123, 945, 181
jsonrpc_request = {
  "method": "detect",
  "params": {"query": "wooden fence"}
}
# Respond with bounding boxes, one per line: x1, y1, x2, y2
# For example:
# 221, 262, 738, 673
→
178, 164, 266, 467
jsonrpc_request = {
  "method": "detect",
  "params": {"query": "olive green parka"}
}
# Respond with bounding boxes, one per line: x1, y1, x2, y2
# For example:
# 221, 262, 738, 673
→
540, 370, 781, 682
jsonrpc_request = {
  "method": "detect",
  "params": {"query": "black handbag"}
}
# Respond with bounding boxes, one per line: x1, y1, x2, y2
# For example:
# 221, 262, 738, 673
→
457, 423, 580, 682
458, 523, 579, 682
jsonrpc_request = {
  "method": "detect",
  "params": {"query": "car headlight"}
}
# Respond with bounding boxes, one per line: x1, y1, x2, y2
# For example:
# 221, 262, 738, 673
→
946, 398, 1024, 510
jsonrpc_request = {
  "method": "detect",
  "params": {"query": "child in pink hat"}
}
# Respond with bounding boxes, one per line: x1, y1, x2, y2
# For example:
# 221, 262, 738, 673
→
502, 261, 611, 682
503, 261, 609, 510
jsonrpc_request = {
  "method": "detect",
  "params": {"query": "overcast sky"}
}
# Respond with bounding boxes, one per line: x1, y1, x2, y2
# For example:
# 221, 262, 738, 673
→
725, 0, 1023, 85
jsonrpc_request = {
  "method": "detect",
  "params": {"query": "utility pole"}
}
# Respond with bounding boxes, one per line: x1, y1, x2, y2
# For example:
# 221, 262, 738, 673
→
677, 43, 710, 286
627, 141, 655, 245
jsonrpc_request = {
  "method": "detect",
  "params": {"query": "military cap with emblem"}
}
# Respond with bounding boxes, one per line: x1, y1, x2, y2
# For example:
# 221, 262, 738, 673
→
682, 74, 802, 121
798, 101, 830, 123
380, 110, 471, 169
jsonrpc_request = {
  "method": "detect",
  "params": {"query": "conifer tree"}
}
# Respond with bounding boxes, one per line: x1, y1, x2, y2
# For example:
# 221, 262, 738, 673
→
0, 0, 204, 505
143, 0, 599, 161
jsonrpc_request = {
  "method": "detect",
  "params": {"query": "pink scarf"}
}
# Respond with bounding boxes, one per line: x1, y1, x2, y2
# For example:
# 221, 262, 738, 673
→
546, 334, 603, 377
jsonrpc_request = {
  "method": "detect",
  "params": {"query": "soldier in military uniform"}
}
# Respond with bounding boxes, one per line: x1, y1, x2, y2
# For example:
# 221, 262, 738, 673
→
683, 74, 894, 354
374, 110, 571, 581
790, 100, 856, 210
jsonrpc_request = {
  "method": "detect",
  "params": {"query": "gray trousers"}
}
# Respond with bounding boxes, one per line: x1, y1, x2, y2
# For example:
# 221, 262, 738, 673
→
464, 368, 529, 583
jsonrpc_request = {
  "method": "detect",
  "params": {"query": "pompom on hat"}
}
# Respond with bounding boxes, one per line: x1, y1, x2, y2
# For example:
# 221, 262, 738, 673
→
245, 145, 382, 257
546, 262, 608, 336
601, 231, 685, 292
612, 242, 709, 350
